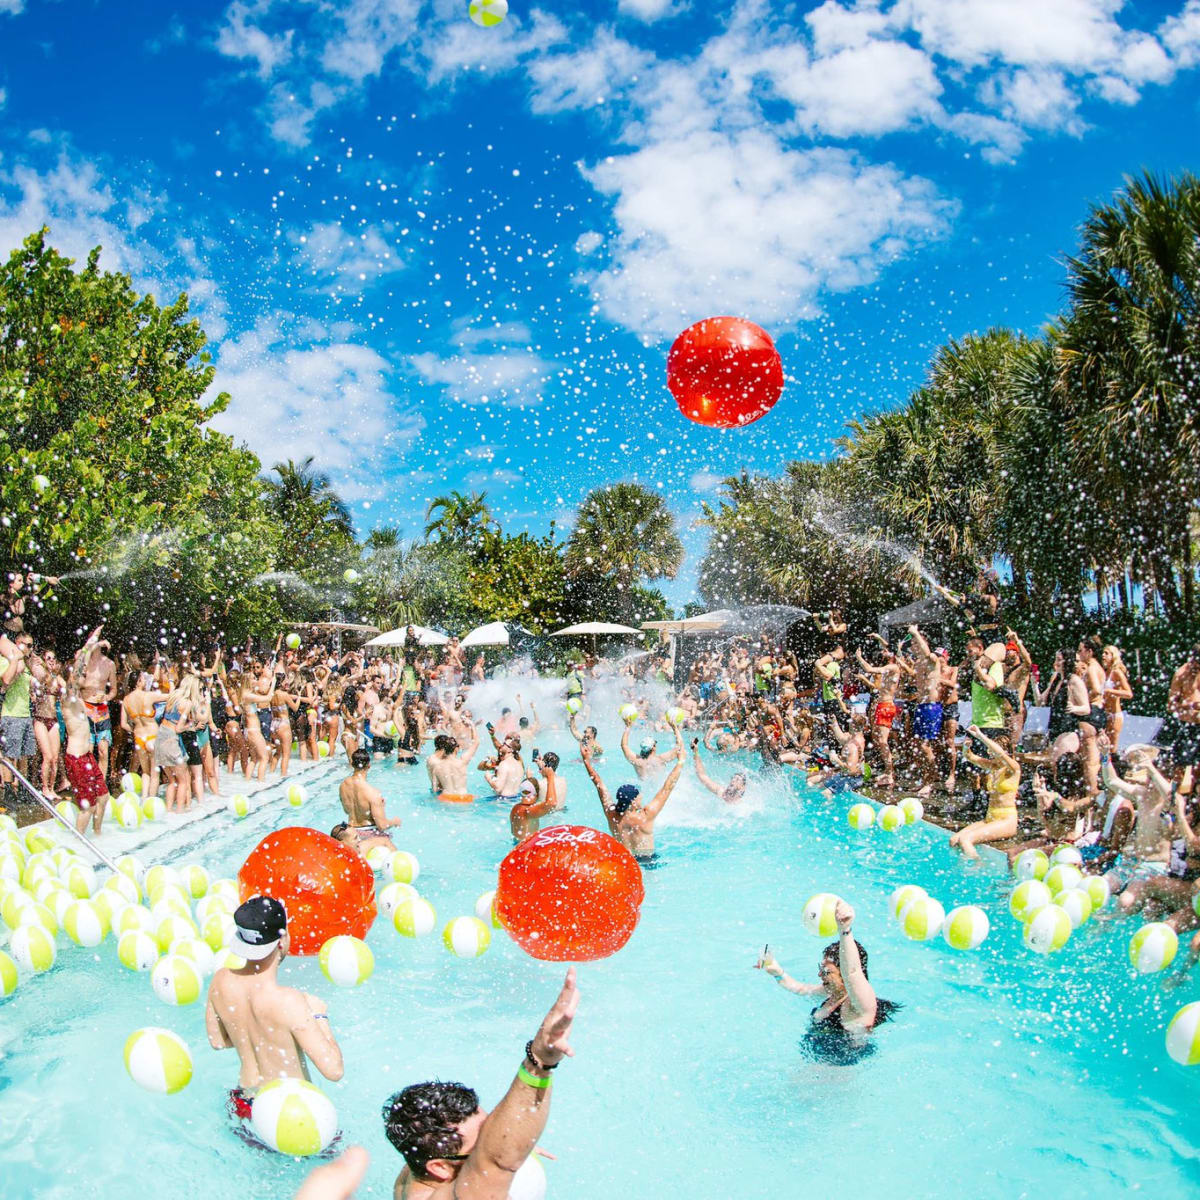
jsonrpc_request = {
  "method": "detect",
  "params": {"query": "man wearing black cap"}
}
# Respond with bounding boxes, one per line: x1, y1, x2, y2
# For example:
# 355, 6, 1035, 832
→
205, 895, 344, 1121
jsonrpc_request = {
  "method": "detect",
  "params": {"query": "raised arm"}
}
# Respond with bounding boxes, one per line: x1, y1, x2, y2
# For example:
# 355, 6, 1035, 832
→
691, 739, 721, 796
620, 724, 637, 767
968, 724, 1018, 774
580, 745, 614, 816
642, 727, 684, 821
567, 712, 584, 745
835, 902, 877, 1025
759, 952, 823, 996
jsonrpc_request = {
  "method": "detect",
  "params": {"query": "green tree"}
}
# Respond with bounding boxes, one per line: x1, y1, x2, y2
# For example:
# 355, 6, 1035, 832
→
424, 490, 495, 544
564, 483, 684, 624
263, 456, 356, 588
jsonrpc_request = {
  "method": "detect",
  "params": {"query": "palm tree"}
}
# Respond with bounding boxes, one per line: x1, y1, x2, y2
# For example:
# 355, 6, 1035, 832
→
564, 482, 683, 623
264, 457, 354, 538
423, 490, 494, 543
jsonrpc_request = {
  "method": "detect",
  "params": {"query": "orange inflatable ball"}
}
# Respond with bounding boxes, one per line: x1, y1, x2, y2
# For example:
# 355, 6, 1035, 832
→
237, 828, 376, 956
666, 316, 784, 429
495, 825, 645, 962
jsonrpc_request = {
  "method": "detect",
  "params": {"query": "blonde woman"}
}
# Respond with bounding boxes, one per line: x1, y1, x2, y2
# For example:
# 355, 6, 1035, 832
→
950, 725, 1021, 859
270, 671, 297, 779
239, 670, 275, 783
122, 670, 168, 798
155, 675, 198, 813
1102, 645, 1133, 745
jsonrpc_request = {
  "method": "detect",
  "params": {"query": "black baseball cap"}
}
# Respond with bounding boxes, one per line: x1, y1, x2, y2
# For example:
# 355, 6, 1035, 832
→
230, 895, 287, 960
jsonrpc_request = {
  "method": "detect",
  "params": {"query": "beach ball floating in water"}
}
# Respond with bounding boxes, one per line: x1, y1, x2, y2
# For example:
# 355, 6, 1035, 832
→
152, 954, 202, 1005
120, 772, 143, 796
118, 930, 161, 972
228, 793, 250, 819
1044, 864, 1083, 897
801, 893, 841, 938
1084, 874, 1110, 912
144, 865, 182, 900
877, 805, 905, 832
319, 935, 375, 987
393, 897, 437, 938
1049, 844, 1083, 869
509, 1155, 548, 1200
468, 0, 507, 26
1129, 923, 1178, 974
202, 911, 236, 952
942, 905, 989, 950
124, 1027, 193, 1095
1013, 849, 1049, 881
64, 861, 97, 899
64, 899, 109, 946
0, 949, 18, 997
1057, 888, 1093, 929
565, 697, 582, 715
365, 845, 394, 874
117, 854, 146, 886
847, 803, 875, 830
155, 914, 199, 952
239, 827, 378, 955
10, 924, 56, 973
898, 797, 924, 824
1023, 905, 1072, 955
285, 633, 301, 650
666, 316, 784, 428
17, 901, 57, 937
388, 850, 420, 884
171, 936, 217, 977
1166, 1003, 1200, 1066
378, 881, 419, 917
899, 897, 945, 941
474, 889, 503, 929
182, 865, 210, 899
116, 905, 155, 937
250, 1078, 338, 1157
287, 783, 307, 808
889, 884, 926, 921
618, 704, 639, 724
1009, 879, 1052, 922
444, 916, 491, 958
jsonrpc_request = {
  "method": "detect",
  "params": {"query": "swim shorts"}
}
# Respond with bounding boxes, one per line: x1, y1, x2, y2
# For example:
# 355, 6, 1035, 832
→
913, 702, 944, 741
64, 752, 106, 807
372, 736, 395, 755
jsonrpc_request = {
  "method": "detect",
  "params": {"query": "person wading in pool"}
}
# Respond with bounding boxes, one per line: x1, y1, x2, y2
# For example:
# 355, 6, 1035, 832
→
582, 723, 684, 863
757, 899, 898, 1064
620, 720, 681, 782
382, 968, 578, 1200
691, 738, 747, 803
340, 748, 402, 856
425, 728, 478, 802
206, 896, 345, 1122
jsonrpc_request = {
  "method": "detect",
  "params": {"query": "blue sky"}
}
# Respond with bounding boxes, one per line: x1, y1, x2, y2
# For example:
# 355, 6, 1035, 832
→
2, 0, 1199, 609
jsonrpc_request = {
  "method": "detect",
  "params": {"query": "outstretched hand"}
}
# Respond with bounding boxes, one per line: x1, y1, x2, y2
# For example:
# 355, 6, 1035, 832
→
835, 900, 855, 933
530, 968, 580, 1068
293, 1146, 369, 1200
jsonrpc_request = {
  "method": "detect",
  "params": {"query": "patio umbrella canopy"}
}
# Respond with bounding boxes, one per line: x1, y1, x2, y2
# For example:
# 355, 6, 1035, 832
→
551, 622, 643, 636
460, 621, 512, 648
363, 624, 449, 648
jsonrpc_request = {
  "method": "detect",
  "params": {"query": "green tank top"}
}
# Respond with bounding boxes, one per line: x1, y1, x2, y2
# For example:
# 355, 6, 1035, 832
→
0, 657, 31, 719
402, 665, 418, 691
821, 660, 841, 702
971, 662, 1005, 730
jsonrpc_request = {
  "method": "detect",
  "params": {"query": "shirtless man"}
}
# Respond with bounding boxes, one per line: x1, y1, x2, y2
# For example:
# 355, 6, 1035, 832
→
1002, 629, 1034, 746
620, 722, 681, 782
480, 739, 524, 801
691, 738, 746, 803
79, 635, 117, 785
339, 749, 402, 855
568, 711, 603, 759
508, 778, 550, 842
426, 728, 479, 801
583, 724, 683, 863
493, 706, 519, 742
206, 896, 344, 1125
382, 968, 578, 1200
528, 750, 567, 811
1163, 645, 1200, 781
61, 627, 113, 834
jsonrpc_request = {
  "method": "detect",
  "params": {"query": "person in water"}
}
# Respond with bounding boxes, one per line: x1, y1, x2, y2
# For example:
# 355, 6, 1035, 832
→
691, 737, 746, 803
758, 900, 897, 1064
339, 748, 402, 855
620, 720, 681, 781
382, 968, 578, 1200
205, 896, 345, 1124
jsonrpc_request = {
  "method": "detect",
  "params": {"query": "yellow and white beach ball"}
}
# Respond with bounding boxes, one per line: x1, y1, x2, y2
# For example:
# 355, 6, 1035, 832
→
365, 845, 395, 874
63, 899, 110, 947
343, 568, 360, 584
444, 916, 491, 958
10, 924, 57, 973
378, 881, 419, 918
1, 889, 34, 930
54, 799, 78, 823
33, 874, 66, 905
0, 814, 18, 833
899, 896, 945, 941
24, 827, 56, 853
319, 935, 375, 987
393, 897, 437, 938
181, 865, 209, 899
145, 866, 183, 900
250, 1078, 339, 1157
0, 855, 22, 885
115, 800, 143, 830
898, 797, 924, 824
63, 861, 97, 900
1044, 864, 1083, 897
142, 794, 167, 822
117, 854, 147, 886
151, 953, 202, 1006
1023, 904, 1072, 954
942, 905, 990, 950
1013, 848, 1049, 881
317, 741, 330, 759
847, 803, 875, 830
1057, 888, 1093, 930
120, 772, 143, 796
195, 894, 233, 925
509, 1154, 547, 1200
0, 949, 18, 998
801, 893, 841, 938
46, 888, 77, 926
468, 0, 508, 28
216, 949, 247, 970
16, 901, 58, 937
116, 904, 156, 938
154, 913, 199, 953
1084, 874, 1110, 913
877, 805, 905, 832
104, 871, 141, 907
201, 911, 237, 953
565, 697, 583, 715
285, 633, 302, 650
287, 783, 307, 808
209, 878, 240, 907
889, 884, 926, 921
1009, 879, 1052, 922
388, 851, 420, 885
474, 889, 503, 929
50, 846, 79, 871
150, 890, 192, 924
21, 860, 53, 892
171, 936, 217, 977
228, 793, 250, 819
1166, 1002, 1200, 1066
1049, 844, 1084, 869
124, 1027, 192, 1095
117, 930, 161, 972
665, 705, 686, 726
619, 703, 639, 724
1129, 922, 1179, 974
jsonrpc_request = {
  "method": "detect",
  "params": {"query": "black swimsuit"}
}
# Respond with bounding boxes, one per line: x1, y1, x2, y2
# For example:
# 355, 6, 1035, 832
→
800, 999, 899, 1066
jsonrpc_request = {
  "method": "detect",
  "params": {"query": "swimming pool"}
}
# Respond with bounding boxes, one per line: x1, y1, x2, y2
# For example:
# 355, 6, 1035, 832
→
2, 718, 1199, 1199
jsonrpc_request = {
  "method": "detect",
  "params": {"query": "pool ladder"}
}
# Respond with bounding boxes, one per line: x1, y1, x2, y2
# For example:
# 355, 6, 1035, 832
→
1, 754, 121, 873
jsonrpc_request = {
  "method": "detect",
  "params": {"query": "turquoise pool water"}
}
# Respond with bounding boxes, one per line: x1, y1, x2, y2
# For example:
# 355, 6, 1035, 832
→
2, 722, 1199, 1198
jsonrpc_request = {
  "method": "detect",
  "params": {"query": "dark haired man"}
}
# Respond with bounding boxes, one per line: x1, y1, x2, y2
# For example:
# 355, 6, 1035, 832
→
382, 968, 578, 1199
426, 724, 478, 801
339, 747, 402, 856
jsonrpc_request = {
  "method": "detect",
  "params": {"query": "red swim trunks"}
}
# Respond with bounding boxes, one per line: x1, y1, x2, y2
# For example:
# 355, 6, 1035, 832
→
64, 752, 106, 808
229, 1087, 254, 1120
873, 702, 899, 729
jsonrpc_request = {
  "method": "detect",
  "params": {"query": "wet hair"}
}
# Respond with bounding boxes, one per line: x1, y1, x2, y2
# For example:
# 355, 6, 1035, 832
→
382, 1082, 480, 1178
501, 707, 511, 715
822, 938, 869, 978
615, 783, 640, 815
351, 748, 371, 770
541, 751, 559, 771
433, 734, 455, 754
1055, 753, 1086, 798
329, 822, 350, 841
585, 726, 598, 738
518, 716, 530, 728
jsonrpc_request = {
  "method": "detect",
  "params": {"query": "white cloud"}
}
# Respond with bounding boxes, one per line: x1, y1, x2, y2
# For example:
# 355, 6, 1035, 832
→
409, 320, 559, 407
985, 67, 1085, 132
0, 0, 24, 14
618, 0, 676, 21
579, 131, 954, 337
293, 221, 406, 293
215, 0, 294, 78
528, 30, 652, 113
689, 470, 725, 493
1162, 0, 1200, 68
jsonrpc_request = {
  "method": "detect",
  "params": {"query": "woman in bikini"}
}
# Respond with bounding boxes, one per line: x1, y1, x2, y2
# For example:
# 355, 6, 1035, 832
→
27, 648, 64, 799
121, 670, 167, 797
239, 669, 275, 784
269, 670, 295, 779
1102, 645, 1133, 746
293, 669, 320, 762
950, 724, 1021, 858
156, 675, 199, 813
217, 670, 249, 779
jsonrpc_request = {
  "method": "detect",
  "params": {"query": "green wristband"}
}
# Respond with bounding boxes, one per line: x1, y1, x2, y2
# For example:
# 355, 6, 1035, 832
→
518, 1064, 553, 1090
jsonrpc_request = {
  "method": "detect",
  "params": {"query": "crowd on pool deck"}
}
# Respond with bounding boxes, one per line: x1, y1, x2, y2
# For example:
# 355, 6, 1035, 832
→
3, 574, 1200, 1194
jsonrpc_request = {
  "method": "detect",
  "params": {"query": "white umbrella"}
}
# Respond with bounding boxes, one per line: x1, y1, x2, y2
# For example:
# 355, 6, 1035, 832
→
551, 622, 643, 636
363, 624, 449, 648
641, 609, 733, 635
460, 621, 512, 648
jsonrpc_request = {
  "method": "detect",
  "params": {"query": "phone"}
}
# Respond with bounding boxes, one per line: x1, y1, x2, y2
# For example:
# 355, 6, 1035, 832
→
486, 721, 494, 731
532, 748, 540, 761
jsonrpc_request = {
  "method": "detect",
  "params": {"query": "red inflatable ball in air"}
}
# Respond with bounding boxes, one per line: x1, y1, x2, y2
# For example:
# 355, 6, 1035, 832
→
238, 827, 377, 956
495, 825, 645, 962
666, 316, 784, 429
